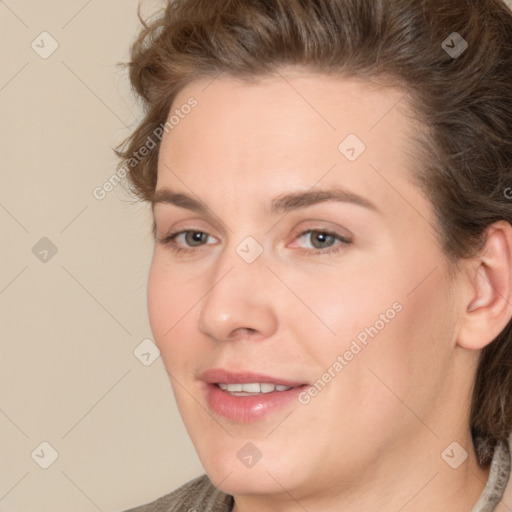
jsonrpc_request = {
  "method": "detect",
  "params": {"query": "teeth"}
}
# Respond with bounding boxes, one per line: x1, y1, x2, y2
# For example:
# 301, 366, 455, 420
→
241, 383, 261, 393
217, 383, 293, 394
260, 383, 276, 393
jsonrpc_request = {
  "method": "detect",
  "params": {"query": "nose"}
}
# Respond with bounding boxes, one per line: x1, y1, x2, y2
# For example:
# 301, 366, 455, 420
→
197, 251, 279, 342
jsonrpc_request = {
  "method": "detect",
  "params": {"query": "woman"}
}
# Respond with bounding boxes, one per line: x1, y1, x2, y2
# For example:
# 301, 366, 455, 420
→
117, 0, 512, 510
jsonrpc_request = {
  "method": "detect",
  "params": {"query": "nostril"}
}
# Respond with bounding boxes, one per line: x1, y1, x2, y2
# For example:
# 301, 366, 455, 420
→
228, 327, 258, 340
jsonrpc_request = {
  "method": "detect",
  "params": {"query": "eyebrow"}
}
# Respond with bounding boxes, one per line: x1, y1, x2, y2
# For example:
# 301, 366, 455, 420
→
152, 187, 379, 216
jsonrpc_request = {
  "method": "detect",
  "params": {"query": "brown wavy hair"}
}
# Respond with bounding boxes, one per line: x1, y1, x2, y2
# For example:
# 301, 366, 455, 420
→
115, 0, 512, 466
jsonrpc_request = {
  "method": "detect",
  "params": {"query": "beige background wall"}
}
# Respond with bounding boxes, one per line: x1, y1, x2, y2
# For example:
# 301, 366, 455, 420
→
0, 2, 203, 511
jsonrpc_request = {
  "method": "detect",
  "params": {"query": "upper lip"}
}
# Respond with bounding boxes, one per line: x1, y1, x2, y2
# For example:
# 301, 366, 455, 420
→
201, 368, 306, 387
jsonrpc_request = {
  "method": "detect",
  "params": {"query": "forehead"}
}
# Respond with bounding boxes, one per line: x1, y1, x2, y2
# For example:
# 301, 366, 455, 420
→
163, 70, 414, 143
155, 70, 428, 221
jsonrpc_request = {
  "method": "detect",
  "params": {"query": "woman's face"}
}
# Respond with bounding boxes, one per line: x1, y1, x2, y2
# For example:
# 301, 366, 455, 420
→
148, 71, 467, 497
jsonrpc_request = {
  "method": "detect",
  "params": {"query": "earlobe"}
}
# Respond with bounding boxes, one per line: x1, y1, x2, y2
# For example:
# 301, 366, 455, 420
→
457, 221, 512, 351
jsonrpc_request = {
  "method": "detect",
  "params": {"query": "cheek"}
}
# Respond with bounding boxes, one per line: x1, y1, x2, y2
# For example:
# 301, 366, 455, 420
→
147, 256, 197, 364
147, 257, 172, 341
336, 268, 457, 424
290, 267, 400, 353
295, 256, 453, 401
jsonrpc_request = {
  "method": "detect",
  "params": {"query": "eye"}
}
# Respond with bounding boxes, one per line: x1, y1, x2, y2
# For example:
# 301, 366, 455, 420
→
292, 229, 351, 255
158, 230, 217, 253
158, 228, 351, 256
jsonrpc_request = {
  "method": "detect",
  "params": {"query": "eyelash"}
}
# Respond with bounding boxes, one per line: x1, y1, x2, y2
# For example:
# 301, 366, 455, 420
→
157, 228, 352, 256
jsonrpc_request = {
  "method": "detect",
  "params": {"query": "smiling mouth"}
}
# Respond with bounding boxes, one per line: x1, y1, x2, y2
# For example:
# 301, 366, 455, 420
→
216, 382, 297, 396
200, 368, 309, 421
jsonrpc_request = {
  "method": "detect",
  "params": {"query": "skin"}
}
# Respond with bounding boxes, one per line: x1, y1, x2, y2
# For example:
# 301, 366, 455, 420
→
147, 69, 512, 512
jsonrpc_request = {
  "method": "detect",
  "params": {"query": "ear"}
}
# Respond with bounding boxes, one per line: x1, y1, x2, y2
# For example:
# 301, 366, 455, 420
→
457, 220, 512, 351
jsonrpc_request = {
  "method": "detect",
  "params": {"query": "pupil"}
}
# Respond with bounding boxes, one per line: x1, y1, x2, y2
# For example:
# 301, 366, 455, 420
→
312, 232, 333, 248
187, 231, 205, 246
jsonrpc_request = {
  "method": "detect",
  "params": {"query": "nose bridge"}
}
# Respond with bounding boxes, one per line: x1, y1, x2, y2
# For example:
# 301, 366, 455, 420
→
198, 239, 278, 341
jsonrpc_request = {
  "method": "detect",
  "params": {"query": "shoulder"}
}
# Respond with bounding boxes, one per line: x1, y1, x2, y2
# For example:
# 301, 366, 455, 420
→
122, 474, 233, 512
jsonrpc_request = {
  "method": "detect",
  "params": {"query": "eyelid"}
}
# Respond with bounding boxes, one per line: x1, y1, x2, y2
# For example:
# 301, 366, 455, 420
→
153, 209, 227, 240
155, 217, 218, 241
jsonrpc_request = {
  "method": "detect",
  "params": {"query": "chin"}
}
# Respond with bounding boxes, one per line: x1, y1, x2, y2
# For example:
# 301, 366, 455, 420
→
206, 465, 291, 496
195, 441, 302, 496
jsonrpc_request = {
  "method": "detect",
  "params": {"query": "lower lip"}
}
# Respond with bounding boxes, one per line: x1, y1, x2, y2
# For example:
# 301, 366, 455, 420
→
204, 383, 306, 422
